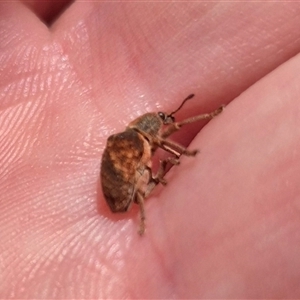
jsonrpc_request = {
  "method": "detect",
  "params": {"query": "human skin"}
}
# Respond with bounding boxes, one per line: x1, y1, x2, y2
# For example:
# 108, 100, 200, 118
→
1, 1, 300, 298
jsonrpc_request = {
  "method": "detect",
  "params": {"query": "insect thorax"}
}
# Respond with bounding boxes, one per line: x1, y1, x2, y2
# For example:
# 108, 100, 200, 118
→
128, 113, 162, 136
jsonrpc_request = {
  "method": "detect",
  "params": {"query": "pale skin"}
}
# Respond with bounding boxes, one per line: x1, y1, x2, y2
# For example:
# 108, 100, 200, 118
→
1, 1, 300, 298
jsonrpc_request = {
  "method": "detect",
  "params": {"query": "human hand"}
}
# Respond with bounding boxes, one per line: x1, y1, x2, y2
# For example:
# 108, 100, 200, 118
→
1, 2, 300, 298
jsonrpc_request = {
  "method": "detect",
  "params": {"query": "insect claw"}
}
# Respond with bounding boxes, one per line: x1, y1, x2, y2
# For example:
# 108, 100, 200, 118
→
160, 178, 167, 186
214, 105, 225, 117
192, 149, 199, 156
184, 149, 199, 156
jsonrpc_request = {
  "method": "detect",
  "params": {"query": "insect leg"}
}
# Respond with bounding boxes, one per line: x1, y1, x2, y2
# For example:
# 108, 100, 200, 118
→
143, 157, 181, 200
152, 160, 169, 185
162, 105, 224, 138
136, 156, 180, 235
143, 164, 166, 198
145, 157, 180, 192
154, 137, 199, 157
136, 191, 146, 235
153, 157, 180, 183
137, 157, 182, 235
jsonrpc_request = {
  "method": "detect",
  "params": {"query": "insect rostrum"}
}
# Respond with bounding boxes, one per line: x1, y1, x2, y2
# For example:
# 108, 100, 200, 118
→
100, 94, 224, 235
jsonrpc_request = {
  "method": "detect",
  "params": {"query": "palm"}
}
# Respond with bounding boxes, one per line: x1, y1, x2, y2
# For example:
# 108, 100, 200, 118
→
1, 2, 300, 298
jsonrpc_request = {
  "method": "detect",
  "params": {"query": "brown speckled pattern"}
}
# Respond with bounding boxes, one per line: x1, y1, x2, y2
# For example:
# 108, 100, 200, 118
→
100, 129, 145, 212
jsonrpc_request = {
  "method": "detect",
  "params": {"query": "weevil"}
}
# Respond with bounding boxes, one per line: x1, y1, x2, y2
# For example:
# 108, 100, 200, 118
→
100, 94, 224, 235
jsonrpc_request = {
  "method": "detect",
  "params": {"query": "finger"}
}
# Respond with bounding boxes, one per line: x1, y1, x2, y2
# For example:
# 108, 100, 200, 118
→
149, 51, 300, 298
52, 2, 300, 110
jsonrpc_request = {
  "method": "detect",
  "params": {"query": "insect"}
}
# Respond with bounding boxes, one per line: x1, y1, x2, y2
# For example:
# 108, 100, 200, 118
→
100, 94, 224, 235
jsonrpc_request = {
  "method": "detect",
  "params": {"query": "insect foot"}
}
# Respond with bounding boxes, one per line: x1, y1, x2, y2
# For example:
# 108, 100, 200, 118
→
100, 94, 224, 235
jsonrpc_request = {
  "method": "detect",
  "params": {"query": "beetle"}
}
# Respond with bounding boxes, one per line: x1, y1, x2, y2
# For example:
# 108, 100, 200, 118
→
100, 94, 224, 235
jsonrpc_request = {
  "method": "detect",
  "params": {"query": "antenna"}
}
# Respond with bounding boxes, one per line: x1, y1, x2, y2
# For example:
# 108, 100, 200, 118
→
169, 94, 195, 116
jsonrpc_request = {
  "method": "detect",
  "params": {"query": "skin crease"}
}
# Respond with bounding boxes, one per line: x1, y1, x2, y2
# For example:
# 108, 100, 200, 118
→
1, 1, 300, 298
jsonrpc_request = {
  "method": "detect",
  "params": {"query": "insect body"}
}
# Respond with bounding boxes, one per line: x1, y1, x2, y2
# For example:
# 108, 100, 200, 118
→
100, 94, 224, 235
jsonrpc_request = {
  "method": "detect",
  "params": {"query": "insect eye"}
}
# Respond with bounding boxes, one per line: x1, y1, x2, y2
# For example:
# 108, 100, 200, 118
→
158, 112, 166, 120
